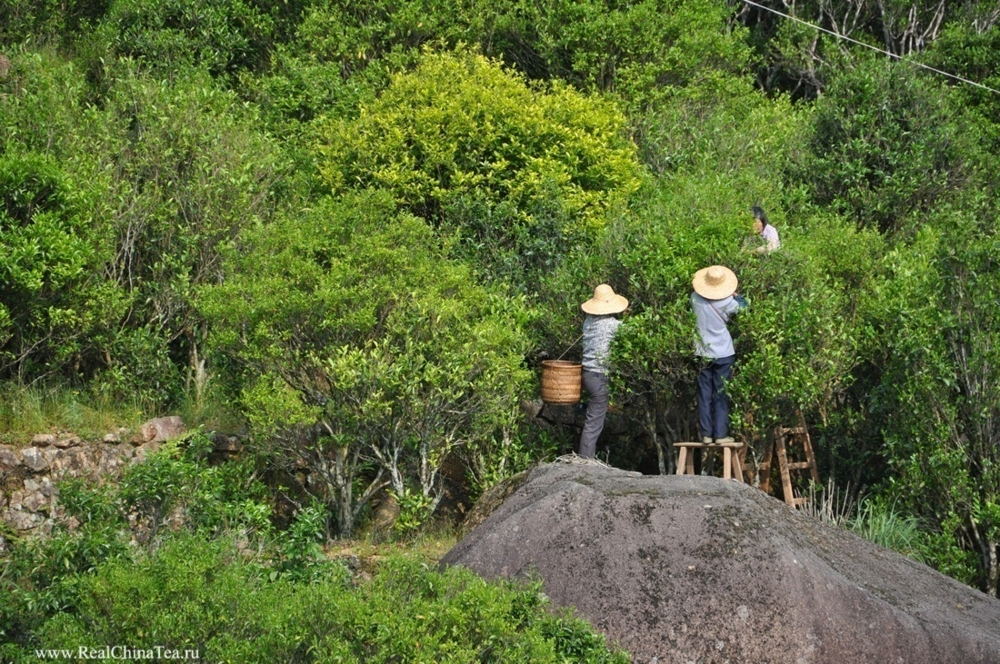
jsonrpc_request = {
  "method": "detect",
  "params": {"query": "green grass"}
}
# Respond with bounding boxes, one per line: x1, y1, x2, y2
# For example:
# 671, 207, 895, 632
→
801, 481, 927, 563
0, 381, 244, 445
172, 388, 247, 435
848, 496, 926, 563
0, 382, 145, 444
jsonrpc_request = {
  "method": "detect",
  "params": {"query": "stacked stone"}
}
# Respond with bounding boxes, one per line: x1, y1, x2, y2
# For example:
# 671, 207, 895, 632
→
0, 416, 195, 538
0, 431, 137, 535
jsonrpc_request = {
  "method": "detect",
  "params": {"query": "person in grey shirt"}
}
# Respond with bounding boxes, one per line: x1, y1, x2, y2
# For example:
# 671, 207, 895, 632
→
579, 284, 629, 459
691, 265, 747, 444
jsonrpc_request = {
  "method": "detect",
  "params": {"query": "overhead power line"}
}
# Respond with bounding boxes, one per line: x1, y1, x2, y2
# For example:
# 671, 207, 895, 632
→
740, 0, 1000, 95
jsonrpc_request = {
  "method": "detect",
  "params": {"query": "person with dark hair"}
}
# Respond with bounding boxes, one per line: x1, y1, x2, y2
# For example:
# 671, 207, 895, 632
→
751, 205, 780, 254
690, 265, 747, 444
578, 284, 629, 459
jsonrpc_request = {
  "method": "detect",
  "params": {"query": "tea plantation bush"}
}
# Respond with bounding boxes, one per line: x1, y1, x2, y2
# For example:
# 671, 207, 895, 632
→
0, 439, 626, 663
24, 540, 627, 663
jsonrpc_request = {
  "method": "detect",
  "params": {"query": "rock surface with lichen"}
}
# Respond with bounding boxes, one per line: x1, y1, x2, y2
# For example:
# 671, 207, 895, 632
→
441, 457, 1000, 664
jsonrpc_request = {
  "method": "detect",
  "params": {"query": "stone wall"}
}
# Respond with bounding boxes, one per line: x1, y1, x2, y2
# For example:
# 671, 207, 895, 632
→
0, 417, 241, 540
0, 403, 640, 543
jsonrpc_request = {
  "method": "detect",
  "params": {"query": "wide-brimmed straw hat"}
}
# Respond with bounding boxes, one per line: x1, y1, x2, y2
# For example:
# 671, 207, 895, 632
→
581, 284, 629, 315
692, 265, 738, 300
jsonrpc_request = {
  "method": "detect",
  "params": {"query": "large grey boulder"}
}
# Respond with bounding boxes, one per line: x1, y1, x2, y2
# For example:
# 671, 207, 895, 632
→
441, 458, 1000, 664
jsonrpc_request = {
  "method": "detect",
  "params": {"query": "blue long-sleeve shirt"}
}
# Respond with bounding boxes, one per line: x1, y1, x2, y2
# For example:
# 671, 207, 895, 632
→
691, 292, 745, 358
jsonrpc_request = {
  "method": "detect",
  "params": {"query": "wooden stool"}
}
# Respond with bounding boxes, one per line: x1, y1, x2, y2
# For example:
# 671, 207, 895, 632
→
673, 442, 745, 481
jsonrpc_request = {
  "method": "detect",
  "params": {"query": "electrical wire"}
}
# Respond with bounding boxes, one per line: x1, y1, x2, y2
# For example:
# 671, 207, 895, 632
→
740, 0, 1000, 95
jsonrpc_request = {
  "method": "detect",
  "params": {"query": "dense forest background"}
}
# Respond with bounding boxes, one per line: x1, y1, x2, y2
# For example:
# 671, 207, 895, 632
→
3, 0, 1000, 624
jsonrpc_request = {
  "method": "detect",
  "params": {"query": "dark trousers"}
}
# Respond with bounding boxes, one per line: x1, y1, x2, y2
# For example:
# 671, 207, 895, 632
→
579, 370, 608, 459
697, 355, 735, 440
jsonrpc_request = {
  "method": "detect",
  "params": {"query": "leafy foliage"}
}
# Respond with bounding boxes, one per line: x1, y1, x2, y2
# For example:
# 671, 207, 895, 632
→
0, 152, 111, 379
0, 432, 273, 649
5, 0, 1000, 600
1, 439, 623, 662
88, 0, 288, 82
200, 191, 533, 536
863, 213, 1000, 592
317, 50, 642, 289
0, 0, 110, 47
21, 539, 627, 663
0, 50, 286, 406
528, 0, 755, 98
794, 54, 969, 233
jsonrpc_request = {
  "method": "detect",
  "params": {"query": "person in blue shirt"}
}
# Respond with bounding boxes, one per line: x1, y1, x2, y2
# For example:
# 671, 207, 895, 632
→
690, 265, 747, 444
579, 284, 629, 459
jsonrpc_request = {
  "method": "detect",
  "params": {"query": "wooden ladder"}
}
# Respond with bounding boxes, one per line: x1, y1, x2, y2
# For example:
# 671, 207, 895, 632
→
758, 412, 819, 507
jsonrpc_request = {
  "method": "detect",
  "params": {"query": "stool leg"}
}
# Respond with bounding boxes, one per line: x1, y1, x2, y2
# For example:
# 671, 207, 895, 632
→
732, 449, 744, 482
686, 448, 695, 475
723, 448, 732, 480
676, 447, 688, 475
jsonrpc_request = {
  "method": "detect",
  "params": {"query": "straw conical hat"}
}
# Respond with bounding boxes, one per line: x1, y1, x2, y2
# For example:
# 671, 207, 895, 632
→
692, 265, 738, 300
581, 284, 629, 315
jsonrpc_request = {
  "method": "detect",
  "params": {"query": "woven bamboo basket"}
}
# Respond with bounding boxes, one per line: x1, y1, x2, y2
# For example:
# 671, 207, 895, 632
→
540, 360, 582, 405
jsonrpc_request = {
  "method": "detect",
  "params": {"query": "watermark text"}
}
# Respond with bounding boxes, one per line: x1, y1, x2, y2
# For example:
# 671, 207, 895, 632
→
33, 646, 199, 661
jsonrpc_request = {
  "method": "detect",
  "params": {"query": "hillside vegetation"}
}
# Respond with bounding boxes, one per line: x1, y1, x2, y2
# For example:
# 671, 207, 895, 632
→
2, 0, 1000, 654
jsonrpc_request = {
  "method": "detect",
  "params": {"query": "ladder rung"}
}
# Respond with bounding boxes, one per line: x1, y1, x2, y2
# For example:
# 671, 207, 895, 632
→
787, 461, 814, 470
779, 427, 806, 434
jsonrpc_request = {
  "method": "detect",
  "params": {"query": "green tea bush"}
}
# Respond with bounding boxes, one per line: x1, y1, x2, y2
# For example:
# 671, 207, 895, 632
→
278, 499, 328, 581
29, 538, 627, 663
794, 54, 968, 234
317, 48, 642, 291
91, 0, 277, 80
131, 434, 274, 542
201, 191, 533, 537
0, 493, 129, 649
923, 22, 1000, 151
0, 0, 109, 47
0, 433, 278, 652
574, 170, 865, 471
0, 151, 113, 381
0, 50, 287, 407
859, 214, 1000, 594
498, 0, 750, 104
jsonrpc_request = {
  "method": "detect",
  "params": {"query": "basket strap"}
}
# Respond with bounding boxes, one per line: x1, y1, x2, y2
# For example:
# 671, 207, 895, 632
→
556, 333, 584, 361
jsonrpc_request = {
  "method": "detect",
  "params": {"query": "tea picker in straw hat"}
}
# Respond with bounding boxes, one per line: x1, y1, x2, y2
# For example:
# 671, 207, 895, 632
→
691, 265, 747, 444
579, 284, 629, 459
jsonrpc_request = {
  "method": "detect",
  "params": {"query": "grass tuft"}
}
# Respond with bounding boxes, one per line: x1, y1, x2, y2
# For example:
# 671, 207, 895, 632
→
848, 496, 926, 562
0, 382, 146, 445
